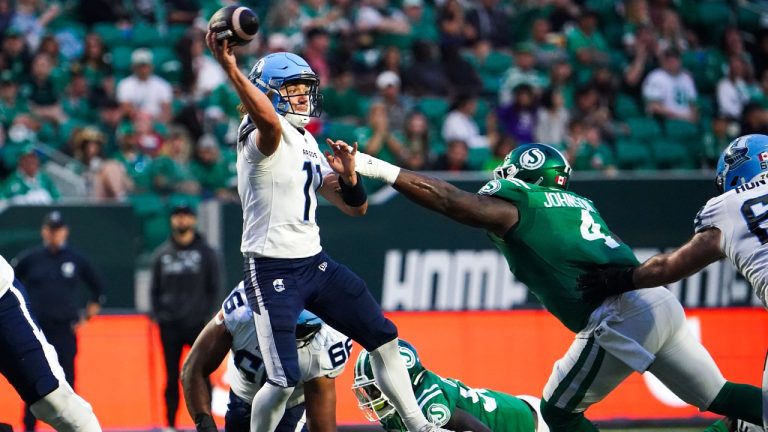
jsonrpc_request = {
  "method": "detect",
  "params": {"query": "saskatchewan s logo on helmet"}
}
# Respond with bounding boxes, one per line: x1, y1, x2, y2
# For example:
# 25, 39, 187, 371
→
520, 148, 546, 170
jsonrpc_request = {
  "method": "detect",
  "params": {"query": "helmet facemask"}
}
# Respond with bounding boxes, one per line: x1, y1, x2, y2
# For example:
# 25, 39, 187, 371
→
352, 373, 396, 421
278, 78, 323, 128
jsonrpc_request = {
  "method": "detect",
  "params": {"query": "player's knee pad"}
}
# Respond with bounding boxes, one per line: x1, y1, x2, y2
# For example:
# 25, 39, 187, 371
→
30, 384, 101, 432
540, 398, 584, 432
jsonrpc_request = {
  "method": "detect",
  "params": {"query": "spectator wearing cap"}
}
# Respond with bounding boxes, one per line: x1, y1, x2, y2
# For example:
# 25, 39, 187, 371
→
71, 127, 133, 200
373, 70, 413, 134
0, 145, 59, 205
498, 43, 550, 106
116, 48, 173, 123
149, 203, 221, 432
642, 48, 698, 122
189, 134, 237, 201
12, 210, 105, 432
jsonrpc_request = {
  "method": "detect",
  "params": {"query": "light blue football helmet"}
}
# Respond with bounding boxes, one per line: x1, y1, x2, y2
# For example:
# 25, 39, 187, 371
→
296, 310, 323, 346
248, 52, 322, 127
716, 134, 768, 193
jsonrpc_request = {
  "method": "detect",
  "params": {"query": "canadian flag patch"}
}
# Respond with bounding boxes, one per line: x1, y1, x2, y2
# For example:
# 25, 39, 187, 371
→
556, 175, 567, 186
758, 152, 768, 162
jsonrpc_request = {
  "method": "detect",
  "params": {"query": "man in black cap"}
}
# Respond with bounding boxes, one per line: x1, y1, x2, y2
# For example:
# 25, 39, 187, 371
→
150, 203, 222, 432
12, 210, 105, 432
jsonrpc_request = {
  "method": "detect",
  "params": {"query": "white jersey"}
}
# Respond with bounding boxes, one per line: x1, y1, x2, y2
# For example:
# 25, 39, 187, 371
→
695, 178, 768, 307
641, 68, 697, 118
222, 283, 352, 406
237, 114, 334, 258
0, 254, 14, 298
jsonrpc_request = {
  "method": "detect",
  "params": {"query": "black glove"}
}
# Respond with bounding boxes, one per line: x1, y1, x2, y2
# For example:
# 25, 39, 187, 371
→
576, 266, 636, 303
194, 414, 218, 432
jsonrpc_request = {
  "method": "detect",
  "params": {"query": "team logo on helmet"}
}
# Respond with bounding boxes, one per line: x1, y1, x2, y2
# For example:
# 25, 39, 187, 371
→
398, 345, 417, 368
520, 148, 546, 170
426, 404, 450, 426
724, 136, 751, 170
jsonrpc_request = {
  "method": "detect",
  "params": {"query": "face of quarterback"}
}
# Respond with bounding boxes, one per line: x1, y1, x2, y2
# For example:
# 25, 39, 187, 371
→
281, 82, 311, 115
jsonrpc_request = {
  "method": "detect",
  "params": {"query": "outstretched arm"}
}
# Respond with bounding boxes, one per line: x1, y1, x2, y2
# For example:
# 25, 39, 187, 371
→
206, 33, 282, 156
181, 311, 232, 431
392, 169, 519, 237
578, 228, 724, 302
326, 142, 518, 236
632, 228, 724, 288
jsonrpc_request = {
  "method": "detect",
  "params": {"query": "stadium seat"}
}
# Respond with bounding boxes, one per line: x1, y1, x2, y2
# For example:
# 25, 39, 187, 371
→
93, 22, 128, 47
132, 22, 163, 48
111, 46, 135, 74
697, 95, 716, 119
664, 119, 699, 142
614, 93, 642, 120
481, 51, 514, 76
416, 97, 450, 130
650, 139, 691, 169
615, 138, 654, 170
626, 117, 662, 141
473, 98, 491, 134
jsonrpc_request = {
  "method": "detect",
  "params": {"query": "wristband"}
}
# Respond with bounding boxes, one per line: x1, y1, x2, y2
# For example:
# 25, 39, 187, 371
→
194, 413, 218, 432
354, 152, 401, 184
339, 173, 368, 207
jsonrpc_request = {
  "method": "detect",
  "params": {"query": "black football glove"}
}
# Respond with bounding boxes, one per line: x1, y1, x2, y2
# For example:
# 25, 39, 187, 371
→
576, 266, 637, 303
195, 414, 218, 432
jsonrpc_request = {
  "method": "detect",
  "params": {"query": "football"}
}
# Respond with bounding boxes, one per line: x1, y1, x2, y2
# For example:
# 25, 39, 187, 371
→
208, 5, 260, 47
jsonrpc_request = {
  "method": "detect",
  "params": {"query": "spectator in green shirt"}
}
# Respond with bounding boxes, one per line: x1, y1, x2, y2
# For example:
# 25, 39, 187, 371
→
150, 126, 200, 197
0, 145, 59, 204
321, 69, 364, 123
0, 70, 29, 128
189, 134, 237, 201
566, 9, 610, 82
572, 124, 616, 174
111, 123, 153, 193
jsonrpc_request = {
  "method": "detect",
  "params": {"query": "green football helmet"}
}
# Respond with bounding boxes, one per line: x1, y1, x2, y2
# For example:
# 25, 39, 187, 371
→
494, 143, 572, 189
352, 339, 425, 422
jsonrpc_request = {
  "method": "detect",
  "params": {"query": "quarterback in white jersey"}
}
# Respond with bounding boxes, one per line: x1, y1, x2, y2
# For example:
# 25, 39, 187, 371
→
577, 134, 768, 429
0, 255, 101, 431
206, 30, 447, 432
182, 283, 351, 432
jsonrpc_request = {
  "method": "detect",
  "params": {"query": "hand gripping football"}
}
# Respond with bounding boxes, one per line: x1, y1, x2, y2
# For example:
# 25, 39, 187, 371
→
208, 5, 260, 47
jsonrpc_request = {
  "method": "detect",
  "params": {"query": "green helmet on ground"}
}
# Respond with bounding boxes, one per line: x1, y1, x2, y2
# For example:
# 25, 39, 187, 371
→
494, 143, 572, 189
352, 339, 425, 421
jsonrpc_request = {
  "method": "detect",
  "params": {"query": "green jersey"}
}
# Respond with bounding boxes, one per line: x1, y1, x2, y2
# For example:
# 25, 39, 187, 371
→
380, 370, 536, 432
478, 178, 639, 332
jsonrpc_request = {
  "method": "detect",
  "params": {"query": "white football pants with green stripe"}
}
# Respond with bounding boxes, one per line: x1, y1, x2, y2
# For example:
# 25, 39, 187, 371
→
543, 287, 726, 413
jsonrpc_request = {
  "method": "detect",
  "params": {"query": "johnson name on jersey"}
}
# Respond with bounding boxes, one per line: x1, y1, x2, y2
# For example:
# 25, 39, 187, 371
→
236, 115, 334, 258
221, 283, 352, 406
695, 178, 768, 307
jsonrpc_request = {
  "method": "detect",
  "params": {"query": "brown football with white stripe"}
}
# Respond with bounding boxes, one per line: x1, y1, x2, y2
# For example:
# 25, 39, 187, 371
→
208, 5, 260, 47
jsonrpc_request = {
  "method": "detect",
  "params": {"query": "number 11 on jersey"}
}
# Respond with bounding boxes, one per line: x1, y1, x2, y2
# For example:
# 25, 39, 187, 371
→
302, 161, 323, 222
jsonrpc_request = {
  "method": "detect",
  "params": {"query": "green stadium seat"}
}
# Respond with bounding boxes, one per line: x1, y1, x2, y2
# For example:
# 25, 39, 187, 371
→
614, 93, 642, 120
626, 117, 662, 141
111, 46, 135, 74
481, 51, 514, 76
737, 5, 761, 32
615, 138, 654, 170
698, 95, 716, 119
93, 23, 127, 47
664, 119, 699, 141
416, 97, 450, 130
132, 22, 163, 48
696, 1, 733, 44
650, 139, 691, 169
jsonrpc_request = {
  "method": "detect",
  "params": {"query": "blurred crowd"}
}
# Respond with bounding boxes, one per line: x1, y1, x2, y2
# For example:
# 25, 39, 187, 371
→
1, 0, 768, 229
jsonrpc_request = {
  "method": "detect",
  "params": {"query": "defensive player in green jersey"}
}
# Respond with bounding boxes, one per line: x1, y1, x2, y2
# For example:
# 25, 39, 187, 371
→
324, 141, 763, 431
352, 339, 546, 432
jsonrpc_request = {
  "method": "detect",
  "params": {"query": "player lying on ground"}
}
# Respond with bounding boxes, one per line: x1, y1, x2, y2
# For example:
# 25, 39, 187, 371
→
577, 134, 768, 429
0, 254, 101, 432
353, 338, 548, 432
324, 140, 763, 431
181, 282, 352, 432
